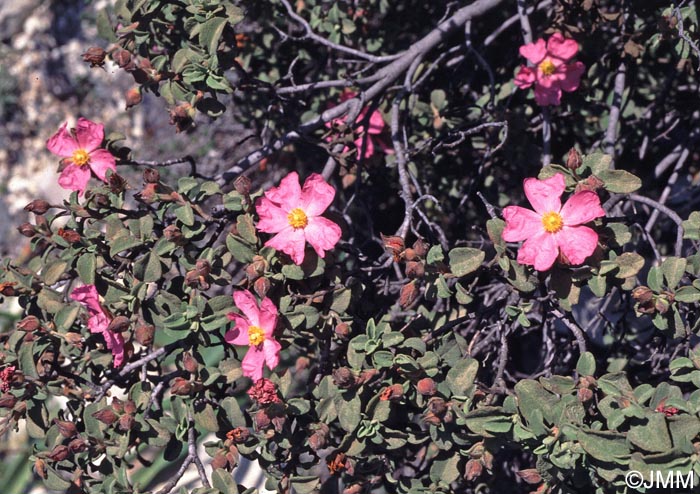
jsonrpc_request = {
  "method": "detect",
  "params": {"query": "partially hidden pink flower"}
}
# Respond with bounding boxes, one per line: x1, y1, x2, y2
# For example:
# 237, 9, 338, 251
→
502, 173, 605, 271
226, 290, 281, 382
256, 171, 342, 265
46, 118, 117, 195
325, 91, 392, 159
71, 285, 125, 366
514, 33, 585, 106
0, 365, 16, 392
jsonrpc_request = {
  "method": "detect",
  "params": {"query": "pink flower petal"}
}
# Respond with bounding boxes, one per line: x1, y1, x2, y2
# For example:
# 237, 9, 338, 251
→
88, 149, 116, 181
514, 66, 536, 89
556, 225, 599, 265
233, 290, 261, 327
502, 206, 544, 242
265, 172, 301, 210
560, 61, 585, 92
366, 110, 385, 135
88, 312, 110, 334
519, 38, 547, 64
242, 347, 264, 381
518, 230, 559, 271
104, 331, 125, 367
546, 33, 579, 62
304, 216, 342, 258
70, 285, 103, 315
46, 122, 78, 158
355, 133, 376, 159
262, 339, 281, 371
533, 84, 562, 106
523, 174, 565, 214
300, 173, 336, 216
225, 316, 251, 346
58, 164, 92, 195
256, 197, 290, 233
258, 297, 278, 337
74, 118, 105, 152
265, 226, 307, 265
560, 191, 605, 226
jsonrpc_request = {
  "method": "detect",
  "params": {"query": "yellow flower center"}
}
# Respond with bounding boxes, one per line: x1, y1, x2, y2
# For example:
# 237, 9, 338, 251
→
287, 208, 308, 229
539, 58, 556, 76
248, 325, 265, 346
71, 149, 90, 166
541, 211, 563, 233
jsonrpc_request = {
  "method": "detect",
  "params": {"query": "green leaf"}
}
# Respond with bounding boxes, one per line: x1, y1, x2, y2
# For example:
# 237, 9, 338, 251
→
212, 468, 239, 494
221, 397, 246, 428
199, 17, 228, 54
175, 203, 195, 227
627, 413, 672, 453
661, 256, 687, 289
598, 169, 642, 193
426, 246, 444, 264
675, 285, 700, 303
194, 402, 220, 432
43, 260, 68, 286
448, 247, 485, 277
337, 394, 361, 432
576, 352, 596, 376
290, 476, 320, 494
614, 252, 644, 279
110, 233, 142, 257
647, 266, 663, 292
577, 429, 629, 463
582, 152, 612, 175
429, 455, 460, 484
445, 358, 478, 396
76, 253, 97, 284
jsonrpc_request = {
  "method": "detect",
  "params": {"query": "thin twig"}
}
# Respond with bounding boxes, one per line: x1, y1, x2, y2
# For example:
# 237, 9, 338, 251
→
541, 107, 551, 166
551, 308, 586, 354
603, 61, 627, 166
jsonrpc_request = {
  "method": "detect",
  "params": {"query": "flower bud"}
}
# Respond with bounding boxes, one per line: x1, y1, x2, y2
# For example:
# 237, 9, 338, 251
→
464, 458, 483, 480
327, 452, 348, 475
403, 248, 418, 261
211, 452, 229, 471
333, 367, 356, 389
111, 398, 124, 414
92, 407, 118, 425
125, 86, 142, 109
143, 168, 160, 184
68, 438, 88, 453
54, 419, 78, 438
427, 397, 447, 416
632, 286, 654, 303
108, 173, 128, 194
18, 223, 36, 237
577, 387, 594, 402
182, 352, 198, 374
295, 356, 310, 373
412, 238, 429, 257
46, 445, 70, 462
112, 48, 132, 69
64, 332, 83, 347
253, 277, 270, 298
163, 224, 186, 245
0, 282, 17, 296
82, 47, 107, 67
379, 384, 404, 401
124, 399, 136, 415
399, 282, 419, 308
416, 377, 437, 396
575, 175, 605, 193
254, 409, 271, 430
91, 193, 110, 208
335, 322, 350, 339
405, 261, 425, 279
106, 316, 130, 334
34, 458, 47, 479
134, 323, 155, 346
170, 377, 202, 396
566, 147, 582, 171
381, 233, 404, 260
233, 176, 251, 196
17, 315, 41, 332
24, 200, 51, 215
169, 103, 195, 133
118, 413, 134, 431
58, 228, 81, 244
516, 469, 543, 484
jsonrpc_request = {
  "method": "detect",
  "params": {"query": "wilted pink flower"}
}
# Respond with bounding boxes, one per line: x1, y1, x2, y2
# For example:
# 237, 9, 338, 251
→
326, 91, 391, 159
514, 33, 585, 106
46, 118, 116, 195
0, 366, 15, 392
248, 378, 281, 405
502, 173, 604, 271
226, 290, 281, 381
71, 285, 125, 366
256, 172, 342, 265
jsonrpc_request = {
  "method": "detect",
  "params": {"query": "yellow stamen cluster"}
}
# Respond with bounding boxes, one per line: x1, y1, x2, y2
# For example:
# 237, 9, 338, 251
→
541, 211, 563, 233
539, 59, 556, 76
248, 326, 265, 346
287, 208, 309, 229
71, 149, 90, 167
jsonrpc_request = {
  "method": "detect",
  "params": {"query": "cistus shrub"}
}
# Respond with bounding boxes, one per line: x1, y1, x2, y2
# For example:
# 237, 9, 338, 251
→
2, 1, 700, 493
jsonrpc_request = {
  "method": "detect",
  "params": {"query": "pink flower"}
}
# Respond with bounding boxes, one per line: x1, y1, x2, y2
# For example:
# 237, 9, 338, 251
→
226, 290, 281, 381
46, 118, 117, 195
0, 365, 15, 392
514, 33, 585, 106
71, 285, 125, 367
326, 91, 391, 159
256, 171, 342, 265
502, 173, 605, 271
